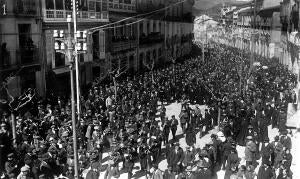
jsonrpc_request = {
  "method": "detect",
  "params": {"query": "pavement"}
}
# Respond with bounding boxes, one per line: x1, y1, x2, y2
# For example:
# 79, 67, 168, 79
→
81, 102, 298, 179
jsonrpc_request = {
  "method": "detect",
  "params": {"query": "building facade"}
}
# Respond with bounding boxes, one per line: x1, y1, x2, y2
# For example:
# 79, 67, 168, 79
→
98, 0, 194, 80
0, 0, 45, 97
41, 0, 109, 96
1, 0, 194, 98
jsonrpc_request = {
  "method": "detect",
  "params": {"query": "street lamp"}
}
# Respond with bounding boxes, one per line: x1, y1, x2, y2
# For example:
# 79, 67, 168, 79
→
53, 15, 87, 179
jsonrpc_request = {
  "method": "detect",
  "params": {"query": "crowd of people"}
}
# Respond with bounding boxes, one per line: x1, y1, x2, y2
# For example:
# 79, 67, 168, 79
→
0, 42, 298, 179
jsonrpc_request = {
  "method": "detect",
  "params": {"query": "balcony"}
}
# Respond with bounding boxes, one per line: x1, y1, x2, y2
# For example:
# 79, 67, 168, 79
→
109, 2, 136, 13
0, 50, 16, 71
14, 0, 37, 16
16, 47, 40, 66
0, 48, 40, 72
44, 10, 109, 23
111, 36, 137, 52
139, 32, 164, 45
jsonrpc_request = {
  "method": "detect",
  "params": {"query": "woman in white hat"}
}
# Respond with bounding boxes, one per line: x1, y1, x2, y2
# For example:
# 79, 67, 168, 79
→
17, 166, 31, 179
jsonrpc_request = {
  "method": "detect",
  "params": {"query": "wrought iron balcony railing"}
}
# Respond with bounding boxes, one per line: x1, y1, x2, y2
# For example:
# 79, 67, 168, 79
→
44, 9, 109, 22
15, 0, 37, 16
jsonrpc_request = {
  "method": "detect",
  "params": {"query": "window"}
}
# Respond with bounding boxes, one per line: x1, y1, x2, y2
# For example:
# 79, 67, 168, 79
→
18, 24, 31, 49
153, 23, 156, 32
102, 0, 108, 11
79, 0, 88, 11
55, 0, 63, 10
124, 0, 131, 4
139, 23, 143, 34
88, 1, 95, 11
65, 0, 72, 10
153, 50, 156, 59
158, 48, 162, 56
55, 52, 65, 67
96, 1, 101, 12
147, 23, 150, 34
146, 51, 150, 61
79, 53, 84, 62
0, 24, 2, 44
21, 72, 36, 93
45, 0, 54, 9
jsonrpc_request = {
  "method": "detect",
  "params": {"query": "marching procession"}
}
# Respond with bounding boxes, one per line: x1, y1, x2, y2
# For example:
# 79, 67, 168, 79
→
0, 42, 297, 179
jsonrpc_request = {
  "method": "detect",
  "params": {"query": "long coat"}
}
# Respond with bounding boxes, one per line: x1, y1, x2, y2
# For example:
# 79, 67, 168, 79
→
151, 169, 163, 179
185, 128, 196, 147
245, 141, 256, 162
167, 147, 184, 172
163, 170, 176, 179
257, 165, 273, 179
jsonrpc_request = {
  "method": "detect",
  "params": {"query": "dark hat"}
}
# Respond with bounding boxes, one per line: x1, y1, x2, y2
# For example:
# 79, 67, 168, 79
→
264, 138, 270, 143
7, 153, 14, 158
48, 146, 57, 153
210, 134, 217, 139
281, 130, 288, 135
263, 160, 270, 166
199, 150, 208, 157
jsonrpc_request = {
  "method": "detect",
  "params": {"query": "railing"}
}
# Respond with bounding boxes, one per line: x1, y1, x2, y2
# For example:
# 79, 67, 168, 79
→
111, 40, 137, 52
44, 10, 109, 22
16, 47, 40, 66
14, 0, 37, 16
140, 33, 164, 45
0, 48, 40, 70
108, 2, 136, 12
0, 50, 15, 70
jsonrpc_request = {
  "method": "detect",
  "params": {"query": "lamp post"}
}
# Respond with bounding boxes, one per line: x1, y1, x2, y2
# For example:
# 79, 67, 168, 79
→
53, 15, 87, 179
72, 0, 81, 126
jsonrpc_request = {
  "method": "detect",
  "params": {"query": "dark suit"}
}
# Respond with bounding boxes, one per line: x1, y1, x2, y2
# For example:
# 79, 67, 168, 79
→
168, 147, 184, 172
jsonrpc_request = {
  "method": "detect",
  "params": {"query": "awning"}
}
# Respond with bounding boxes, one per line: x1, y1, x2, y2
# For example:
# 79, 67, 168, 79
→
258, 5, 280, 17
52, 66, 70, 75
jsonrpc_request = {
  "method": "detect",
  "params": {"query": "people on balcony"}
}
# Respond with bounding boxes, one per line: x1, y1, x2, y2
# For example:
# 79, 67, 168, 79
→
0, 43, 10, 68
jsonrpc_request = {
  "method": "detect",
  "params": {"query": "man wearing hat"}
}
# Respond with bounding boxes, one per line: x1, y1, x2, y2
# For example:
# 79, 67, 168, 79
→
279, 130, 292, 150
163, 165, 176, 179
168, 142, 184, 173
86, 152, 101, 179
150, 164, 163, 179
179, 108, 188, 134
183, 146, 195, 167
244, 136, 257, 166
195, 161, 212, 179
17, 166, 31, 179
0, 122, 10, 172
5, 153, 18, 178
257, 161, 273, 179
162, 118, 171, 145
170, 115, 178, 141
177, 165, 196, 179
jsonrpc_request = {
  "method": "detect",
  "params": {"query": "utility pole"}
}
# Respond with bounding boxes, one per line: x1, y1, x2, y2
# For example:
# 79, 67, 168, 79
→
53, 15, 80, 179
72, 0, 81, 129
68, 16, 79, 179
11, 113, 16, 147
250, 0, 257, 70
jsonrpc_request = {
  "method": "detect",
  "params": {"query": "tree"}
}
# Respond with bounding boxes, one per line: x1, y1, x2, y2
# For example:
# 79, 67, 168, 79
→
109, 56, 128, 99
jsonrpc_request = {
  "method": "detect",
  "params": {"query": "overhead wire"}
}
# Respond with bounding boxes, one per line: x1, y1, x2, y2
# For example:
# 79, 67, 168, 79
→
88, 0, 187, 33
